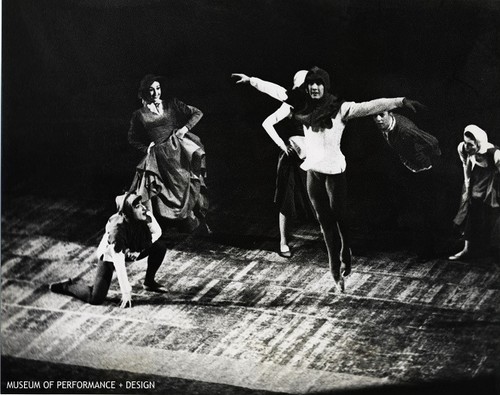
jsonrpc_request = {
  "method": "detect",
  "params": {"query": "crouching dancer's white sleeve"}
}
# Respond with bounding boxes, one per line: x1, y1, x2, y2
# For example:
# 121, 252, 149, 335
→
110, 248, 132, 305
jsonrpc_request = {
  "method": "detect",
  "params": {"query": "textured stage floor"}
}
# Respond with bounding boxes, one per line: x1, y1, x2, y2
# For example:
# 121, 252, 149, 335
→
1, 193, 500, 394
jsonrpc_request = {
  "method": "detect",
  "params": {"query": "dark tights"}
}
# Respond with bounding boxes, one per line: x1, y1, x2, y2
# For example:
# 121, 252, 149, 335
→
65, 241, 167, 305
307, 171, 351, 280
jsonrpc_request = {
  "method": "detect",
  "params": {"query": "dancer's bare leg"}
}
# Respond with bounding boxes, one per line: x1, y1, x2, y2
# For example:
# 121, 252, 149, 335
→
279, 212, 292, 257
449, 240, 470, 260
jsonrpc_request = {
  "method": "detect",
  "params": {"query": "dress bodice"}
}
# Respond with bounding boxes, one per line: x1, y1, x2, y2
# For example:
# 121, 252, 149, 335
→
128, 97, 203, 153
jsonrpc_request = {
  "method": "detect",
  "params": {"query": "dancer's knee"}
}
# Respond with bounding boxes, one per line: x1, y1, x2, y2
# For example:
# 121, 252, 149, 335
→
88, 287, 108, 305
88, 295, 106, 305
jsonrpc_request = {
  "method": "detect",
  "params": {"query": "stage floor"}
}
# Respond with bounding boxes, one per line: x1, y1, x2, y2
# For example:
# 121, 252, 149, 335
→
2, 193, 500, 394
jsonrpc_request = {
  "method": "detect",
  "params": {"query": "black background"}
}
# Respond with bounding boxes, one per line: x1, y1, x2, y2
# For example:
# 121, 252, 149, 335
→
3, 0, 500, 233
2, 2, 500, 393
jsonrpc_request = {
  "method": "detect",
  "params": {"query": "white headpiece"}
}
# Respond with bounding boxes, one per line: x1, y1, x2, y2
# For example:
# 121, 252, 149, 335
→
464, 124, 493, 154
292, 70, 308, 89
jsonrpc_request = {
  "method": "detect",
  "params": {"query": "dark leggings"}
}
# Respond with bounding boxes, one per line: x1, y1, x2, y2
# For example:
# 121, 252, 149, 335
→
65, 241, 167, 305
307, 171, 351, 280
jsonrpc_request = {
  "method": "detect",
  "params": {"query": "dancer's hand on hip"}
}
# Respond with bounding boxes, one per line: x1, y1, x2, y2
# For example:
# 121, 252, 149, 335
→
176, 126, 188, 140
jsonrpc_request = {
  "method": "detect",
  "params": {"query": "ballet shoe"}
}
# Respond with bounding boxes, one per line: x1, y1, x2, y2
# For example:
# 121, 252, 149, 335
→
49, 278, 73, 295
341, 249, 352, 277
143, 280, 168, 292
279, 244, 292, 258
331, 268, 345, 293
341, 262, 351, 278
334, 277, 345, 293
448, 250, 470, 261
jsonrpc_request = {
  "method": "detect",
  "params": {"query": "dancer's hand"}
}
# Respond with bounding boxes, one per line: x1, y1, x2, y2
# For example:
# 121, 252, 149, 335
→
126, 251, 141, 261
402, 98, 427, 113
231, 73, 250, 84
278, 142, 290, 155
282, 145, 293, 156
147, 141, 155, 154
120, 292, 132, 309
176, 126, 188, 140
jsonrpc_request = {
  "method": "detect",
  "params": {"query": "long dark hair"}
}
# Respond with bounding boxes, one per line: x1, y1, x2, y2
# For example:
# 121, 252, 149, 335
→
464, 131, 475, 141
294, 66, 343, 132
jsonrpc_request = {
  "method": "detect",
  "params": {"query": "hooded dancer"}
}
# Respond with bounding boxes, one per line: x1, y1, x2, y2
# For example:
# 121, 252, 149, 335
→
296, 67, 427, 291
449, 125, 500, 261
236, 67, 424, 291
232, 71, 313, 257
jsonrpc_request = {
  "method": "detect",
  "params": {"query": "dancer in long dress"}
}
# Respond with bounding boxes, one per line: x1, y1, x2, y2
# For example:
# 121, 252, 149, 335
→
128, 74, 209, 233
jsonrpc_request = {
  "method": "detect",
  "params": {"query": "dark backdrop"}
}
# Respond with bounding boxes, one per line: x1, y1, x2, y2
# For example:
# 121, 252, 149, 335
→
3, 0, 500, 237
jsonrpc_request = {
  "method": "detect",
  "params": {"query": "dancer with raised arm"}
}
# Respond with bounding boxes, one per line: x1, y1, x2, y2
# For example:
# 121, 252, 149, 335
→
233, 71, 313, 257
235, 67, 424, 291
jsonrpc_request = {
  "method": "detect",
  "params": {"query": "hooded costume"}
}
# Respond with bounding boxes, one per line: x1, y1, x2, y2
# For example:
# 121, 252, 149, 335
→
291, 66, 409, 287
295, 66, 406, 175
453, 125, 500, 248
294, 66, 342, 131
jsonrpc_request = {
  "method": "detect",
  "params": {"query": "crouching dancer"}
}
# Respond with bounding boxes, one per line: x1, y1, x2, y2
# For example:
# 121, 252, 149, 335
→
449, 125, 500, 261
49, 192, 167, 308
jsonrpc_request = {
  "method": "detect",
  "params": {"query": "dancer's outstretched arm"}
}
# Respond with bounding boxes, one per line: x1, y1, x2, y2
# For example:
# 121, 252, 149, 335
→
341, 97, 424, 121
232, 73, 288, 102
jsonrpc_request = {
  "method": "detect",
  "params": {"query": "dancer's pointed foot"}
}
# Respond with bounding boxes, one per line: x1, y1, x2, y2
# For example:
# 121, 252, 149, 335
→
448, 249, 470, 261
341, 261, 351, 277
331, 268, 345, 293
341, 248, 352, 277
143, 280, 168, 292
279, 244, 292, 258
49, 278, 73, 295
334, 277, 345, 293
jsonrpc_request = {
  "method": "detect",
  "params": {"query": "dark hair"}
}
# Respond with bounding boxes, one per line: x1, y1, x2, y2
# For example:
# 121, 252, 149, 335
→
464, 131, 476, 141
121, 194, 141, 219
138, 74, 164, 102
111, 193, 153, 253
304, 66, 331, 92
294, 66, 342, 131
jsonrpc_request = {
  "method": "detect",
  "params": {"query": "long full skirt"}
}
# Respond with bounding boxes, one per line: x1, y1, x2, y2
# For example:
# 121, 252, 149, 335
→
129, 132, 208, 231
